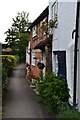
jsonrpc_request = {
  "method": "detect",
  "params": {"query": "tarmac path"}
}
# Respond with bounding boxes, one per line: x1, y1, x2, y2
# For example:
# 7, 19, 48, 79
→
3, 64, 55, 119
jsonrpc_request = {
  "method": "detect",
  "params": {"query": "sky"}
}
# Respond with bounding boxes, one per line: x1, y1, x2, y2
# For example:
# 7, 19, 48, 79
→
0, 0, 48, 43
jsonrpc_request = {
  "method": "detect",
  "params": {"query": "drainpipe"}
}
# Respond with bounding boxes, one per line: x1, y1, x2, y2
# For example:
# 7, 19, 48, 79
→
73, 1, 79, 106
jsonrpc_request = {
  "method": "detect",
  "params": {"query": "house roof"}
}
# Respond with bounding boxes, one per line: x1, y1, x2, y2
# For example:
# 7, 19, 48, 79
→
28, 6, 49, 29
2, 47, 13, 52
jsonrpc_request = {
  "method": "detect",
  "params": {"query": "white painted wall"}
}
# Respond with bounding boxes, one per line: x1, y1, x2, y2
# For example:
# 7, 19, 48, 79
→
49, 0, 77, 105
53, 2, 77, 51
66, 40, 75, 105
49, 1, 77, 71
77, 4, 80, 111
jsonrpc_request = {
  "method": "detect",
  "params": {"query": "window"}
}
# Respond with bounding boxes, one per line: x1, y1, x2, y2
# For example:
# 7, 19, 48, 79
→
53, 53, 58, 75
40, 18, 48, 35
32, 26, 37, 37
32, 52, 36, 66
53, 51, 66, 79
55, 55, 58, 75
52, 1, 58, 21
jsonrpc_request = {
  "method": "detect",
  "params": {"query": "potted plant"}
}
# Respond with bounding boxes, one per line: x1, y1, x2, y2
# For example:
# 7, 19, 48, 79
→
25, 62, 30, 68
48, 19, 58, 28
37, 62, 45, 69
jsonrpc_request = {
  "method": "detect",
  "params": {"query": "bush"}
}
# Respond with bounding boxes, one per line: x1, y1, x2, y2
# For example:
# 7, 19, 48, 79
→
15, 55, 20, 64
2, 60, 7, 88
2, 66, 7, 87
1, 55, 17, 88
37, 73, 70, 113
57, 105, 80, 119
2, 55, 17, 76
0, 60, 2, 86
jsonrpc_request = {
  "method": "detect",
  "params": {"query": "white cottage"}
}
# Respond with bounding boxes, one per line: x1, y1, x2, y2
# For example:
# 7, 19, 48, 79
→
75, 1, 80, 111
49, 0, 80, 111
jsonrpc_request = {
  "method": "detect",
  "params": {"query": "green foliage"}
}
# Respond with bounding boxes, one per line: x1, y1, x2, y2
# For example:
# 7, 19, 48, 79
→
37, 73, 70, 113
57, 105, 80, 119
1, 55, 17, 88
0, 60, 2, 86
5, 11, 30, 62
2, 66, 7, 87
15, 55, 20, 64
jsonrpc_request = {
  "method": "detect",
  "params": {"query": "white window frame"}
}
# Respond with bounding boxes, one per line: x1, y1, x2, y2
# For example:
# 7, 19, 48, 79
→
53, 53, 58, 75
32, 52, 36, 66
52, 1, 58, 21
32, 26, 37, 37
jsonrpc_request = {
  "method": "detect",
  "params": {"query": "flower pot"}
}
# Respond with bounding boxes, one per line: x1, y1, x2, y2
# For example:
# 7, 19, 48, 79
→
37, 62, 45, 69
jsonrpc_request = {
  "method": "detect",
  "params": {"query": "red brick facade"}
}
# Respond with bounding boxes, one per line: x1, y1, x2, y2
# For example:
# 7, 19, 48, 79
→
28, 6, 50, 79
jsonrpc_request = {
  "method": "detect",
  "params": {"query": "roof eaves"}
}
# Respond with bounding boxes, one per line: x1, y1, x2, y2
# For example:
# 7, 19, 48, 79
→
28, 6, 49, 30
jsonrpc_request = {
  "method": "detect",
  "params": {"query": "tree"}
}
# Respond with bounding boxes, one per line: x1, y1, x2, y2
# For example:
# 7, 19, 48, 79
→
5, 11, 30, 62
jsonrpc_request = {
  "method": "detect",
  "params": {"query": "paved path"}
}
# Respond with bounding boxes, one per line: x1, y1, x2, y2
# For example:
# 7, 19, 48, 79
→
3, 64, 54, 119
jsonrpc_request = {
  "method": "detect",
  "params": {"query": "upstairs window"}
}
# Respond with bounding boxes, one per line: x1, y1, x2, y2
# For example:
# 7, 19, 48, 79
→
32, 26, 37, 37
52, 1, 58, 21
40, 18, 48, 35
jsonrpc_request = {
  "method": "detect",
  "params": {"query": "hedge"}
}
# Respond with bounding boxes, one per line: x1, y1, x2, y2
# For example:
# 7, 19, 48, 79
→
1, 55, 17, 88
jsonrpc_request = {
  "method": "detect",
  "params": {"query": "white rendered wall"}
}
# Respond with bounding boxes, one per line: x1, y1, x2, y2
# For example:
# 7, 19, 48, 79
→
53, 2, 77, 51
77, 4, 80, 111
49, 0, 77, 105
66, 40, 75, 105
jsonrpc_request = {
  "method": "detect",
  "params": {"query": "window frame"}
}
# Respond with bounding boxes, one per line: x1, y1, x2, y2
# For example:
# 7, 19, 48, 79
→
32, 52, 36, 66
32, 26, 37, 38
51, 1, 58, 21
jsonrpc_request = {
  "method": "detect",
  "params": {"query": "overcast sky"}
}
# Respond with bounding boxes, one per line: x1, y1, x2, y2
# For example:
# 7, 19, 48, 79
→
0, 0, 48, 43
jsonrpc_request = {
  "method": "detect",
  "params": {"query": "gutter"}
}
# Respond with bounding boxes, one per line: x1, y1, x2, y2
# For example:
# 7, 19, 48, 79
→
73, 1, 80, 106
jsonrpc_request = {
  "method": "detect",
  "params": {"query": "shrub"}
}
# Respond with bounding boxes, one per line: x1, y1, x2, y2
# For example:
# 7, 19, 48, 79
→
2, 66, 7, 87
57, 105, 80, 119
2, 55, 17, 76
1, 55, 17, 88
37, 73, 70, 113
0, 60, 2, 86
15, 55, 20, 64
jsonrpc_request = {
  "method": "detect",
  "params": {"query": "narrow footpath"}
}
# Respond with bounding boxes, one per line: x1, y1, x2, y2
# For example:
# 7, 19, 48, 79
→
3, 64, 54, 119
